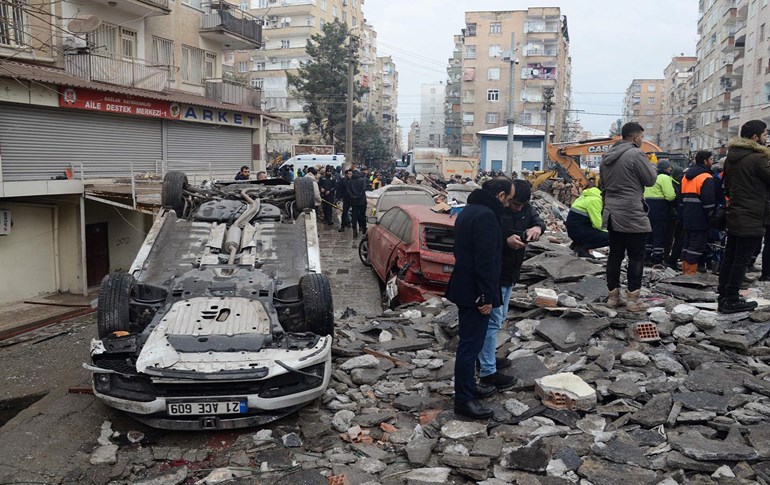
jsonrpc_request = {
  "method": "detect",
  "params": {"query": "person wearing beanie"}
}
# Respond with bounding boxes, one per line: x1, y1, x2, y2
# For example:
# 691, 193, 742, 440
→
643, 160, 677, 265
680, 151, 717, 275
477, 179, 545, 392
566, 184, 609, 257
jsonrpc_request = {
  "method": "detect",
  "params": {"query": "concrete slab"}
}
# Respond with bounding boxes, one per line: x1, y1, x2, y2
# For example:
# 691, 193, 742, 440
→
535, 316, 611, 351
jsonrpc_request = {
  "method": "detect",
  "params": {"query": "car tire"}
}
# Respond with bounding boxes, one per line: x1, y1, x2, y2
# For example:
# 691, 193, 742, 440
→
294, 177, 315, 212
300, 273, 334, 336
358, 237, 372, 267
98, 272, 135, 339
161, 171, 188, 217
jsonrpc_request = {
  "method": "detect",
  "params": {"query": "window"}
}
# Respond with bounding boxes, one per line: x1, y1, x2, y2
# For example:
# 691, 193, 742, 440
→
182, 45, 215, 84
486, 112, 499, 124
490, 22, 502, 34
379, 209, 399, 233
240, 0, 249, 11
430, 88, 436, 94
631, 84, 641, 92
280, 59, 291, 69
633, 109, 640, 116
320, 19, 326, 29
463, 90, 475, 103
352, 16, 357, 27
648, 97, 656, 104
465, 45, 476, 59
646, 109, 654, 116
645, 122, 654, 129
254, 61, 265, 70
488, 68, 500, 80
463, 112, 475, 125
320, 0, 326, 11
250, 77, 264, 89
239, 61, 248, 72
761, 23, 766, 42
647, 84, 656, 92
281, 40, 290, 49
151, 36, 175, 81
306, 16, 313, 26
0, 0, 28, 47
342, 11, 347, 22
89, 23, 138, 58
522, 140, 541, 149
258, 0, 267, 7
487, 89, 499, 101
465, 23, 476, 37
758, 58, 764, 74
488, 44, 501, 57
333, 5, 337, 17
181, 0, 203, 8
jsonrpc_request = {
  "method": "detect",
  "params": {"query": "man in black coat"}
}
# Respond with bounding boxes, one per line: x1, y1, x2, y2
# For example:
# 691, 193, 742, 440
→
336, 169, 353, 232
445, 178, 516, 419
347, 170, 368, 238
718, 120, 770, 313
318, 169, 336, 226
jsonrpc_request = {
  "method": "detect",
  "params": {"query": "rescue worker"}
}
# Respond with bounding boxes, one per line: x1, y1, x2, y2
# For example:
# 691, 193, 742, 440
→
644, 160, 677, 265
718, 120, 770, 313
679, 151, 716, 275
566, 185, 609, 257
600, 122, 657, 312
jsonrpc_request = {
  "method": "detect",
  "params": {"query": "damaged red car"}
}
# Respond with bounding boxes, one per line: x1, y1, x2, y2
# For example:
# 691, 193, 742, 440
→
359, 204, 456, 305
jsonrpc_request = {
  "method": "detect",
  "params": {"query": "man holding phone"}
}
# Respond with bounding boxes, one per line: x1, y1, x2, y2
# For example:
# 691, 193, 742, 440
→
478, 180, 546, 391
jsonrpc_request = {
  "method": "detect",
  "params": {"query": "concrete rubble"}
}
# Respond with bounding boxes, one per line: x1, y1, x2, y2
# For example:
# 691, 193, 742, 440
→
78, 225, 770, 485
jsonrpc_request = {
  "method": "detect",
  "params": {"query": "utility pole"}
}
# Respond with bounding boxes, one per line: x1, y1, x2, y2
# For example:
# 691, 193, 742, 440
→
345, 34, 357, 165
541, 86, 555, 168
504, 33, 517, 178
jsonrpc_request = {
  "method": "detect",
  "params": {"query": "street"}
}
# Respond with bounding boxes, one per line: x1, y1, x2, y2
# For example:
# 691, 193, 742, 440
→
0, 225, 383, 485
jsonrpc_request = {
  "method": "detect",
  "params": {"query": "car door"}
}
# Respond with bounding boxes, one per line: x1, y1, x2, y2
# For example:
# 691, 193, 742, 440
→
385, 210, 412, 275
369, 209, 398, 280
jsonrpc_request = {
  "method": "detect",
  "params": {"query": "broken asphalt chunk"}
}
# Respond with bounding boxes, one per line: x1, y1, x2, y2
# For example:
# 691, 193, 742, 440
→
535, 316, 611, 351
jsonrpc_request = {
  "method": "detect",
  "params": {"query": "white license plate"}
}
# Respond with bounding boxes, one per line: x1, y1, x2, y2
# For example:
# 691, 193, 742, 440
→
167, 401, 246, 416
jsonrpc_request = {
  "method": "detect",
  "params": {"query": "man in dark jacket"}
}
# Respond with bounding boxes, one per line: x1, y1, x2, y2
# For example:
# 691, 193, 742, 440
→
318, 169, 336, 226
336, 169, 353, 232
445, 178, 515, 419
479, 180, 545, 390
718, 120, 770, 313
347, 170, 368, 238
680, 151, 716, 275
600, 122, 658, 312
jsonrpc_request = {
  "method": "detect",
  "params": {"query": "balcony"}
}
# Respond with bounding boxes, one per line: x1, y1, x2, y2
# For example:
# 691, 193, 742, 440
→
64, 52, 169, 93
89, 0, 170, 16
526, 49, 557, 57
200, 1, 263, 50
205, 78, 261, 107
250, 0, 317, 16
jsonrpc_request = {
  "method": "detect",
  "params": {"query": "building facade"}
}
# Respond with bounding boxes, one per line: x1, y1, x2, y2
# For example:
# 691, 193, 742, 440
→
417, 82, 446, 148
377, 56, 400, 157
0, 0, 266, 304
476, 125, 545, 174
661, 56, 697, 152
408, 121, 420, 151
445, 34, 463, 155
623, 79, 665, 145
239, 0, 366, 155
453, 8, 572, 156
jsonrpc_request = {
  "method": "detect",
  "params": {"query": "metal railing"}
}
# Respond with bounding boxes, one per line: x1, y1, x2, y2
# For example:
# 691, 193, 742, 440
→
205, 78, 261, 106
64, 52, 170, 92
201, 2, 261, 44
526, 49, 557, 56
138, 0, 170, 9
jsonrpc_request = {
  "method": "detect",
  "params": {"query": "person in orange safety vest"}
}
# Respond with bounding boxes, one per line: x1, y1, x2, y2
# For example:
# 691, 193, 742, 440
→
679, 151, 716, 275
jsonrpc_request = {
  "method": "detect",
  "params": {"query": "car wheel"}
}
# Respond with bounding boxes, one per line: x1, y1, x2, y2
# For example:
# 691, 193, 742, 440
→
300, 273, 334, 336
358, 237, 372, 267
294, 177, 315, 212
97, 272, 135, 339
161, 171, 188, 217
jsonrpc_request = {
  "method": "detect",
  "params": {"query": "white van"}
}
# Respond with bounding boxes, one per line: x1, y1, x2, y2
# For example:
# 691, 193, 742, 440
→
279, 154, 346, 172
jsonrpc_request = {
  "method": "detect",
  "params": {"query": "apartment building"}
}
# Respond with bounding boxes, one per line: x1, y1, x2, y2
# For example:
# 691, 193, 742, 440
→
239, 0, 365, 154
0, 0, 265, 304
454, 8, 572, 157
623, 79, 665, 144
408, 121, 420, 151
417, 82, 446, 148
661, 56, 697, 152
730, 0, 770, 134
376, 56, 400, 157
445, 34, 463, 155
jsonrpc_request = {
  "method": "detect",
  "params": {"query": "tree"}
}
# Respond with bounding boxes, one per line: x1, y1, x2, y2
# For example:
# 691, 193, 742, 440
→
353, 114, 390, 166
287, 20, 365, 153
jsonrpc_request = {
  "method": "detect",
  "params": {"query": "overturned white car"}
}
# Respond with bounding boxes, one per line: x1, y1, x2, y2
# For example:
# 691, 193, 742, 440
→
85, 172, 333, 430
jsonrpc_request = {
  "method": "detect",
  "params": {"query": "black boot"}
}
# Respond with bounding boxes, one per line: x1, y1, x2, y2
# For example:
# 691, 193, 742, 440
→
718, 296, 758, 314
352, 228, 358, 238
454, 399, 493, 420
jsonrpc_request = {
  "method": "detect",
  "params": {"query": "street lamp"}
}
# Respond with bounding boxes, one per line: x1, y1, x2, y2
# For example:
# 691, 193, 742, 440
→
501, 34, 518, 178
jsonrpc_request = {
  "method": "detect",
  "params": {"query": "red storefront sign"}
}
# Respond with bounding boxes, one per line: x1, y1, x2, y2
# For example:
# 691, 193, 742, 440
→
59, 87, 181, 119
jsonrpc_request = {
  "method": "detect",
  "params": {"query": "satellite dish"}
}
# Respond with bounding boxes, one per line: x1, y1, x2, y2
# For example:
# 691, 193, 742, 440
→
67, 15, 102, 34
531, 68, 540, 76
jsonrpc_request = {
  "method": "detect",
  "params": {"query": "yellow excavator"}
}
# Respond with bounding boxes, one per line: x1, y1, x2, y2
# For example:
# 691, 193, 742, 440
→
527, 137, 688, 190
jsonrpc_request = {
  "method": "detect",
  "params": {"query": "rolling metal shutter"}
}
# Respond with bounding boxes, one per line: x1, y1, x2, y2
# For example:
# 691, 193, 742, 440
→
166, 121, 252, 177
0, 103, 162, 181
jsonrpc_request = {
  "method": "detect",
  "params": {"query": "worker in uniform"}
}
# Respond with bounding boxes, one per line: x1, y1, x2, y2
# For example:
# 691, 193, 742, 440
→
680, 151, 716, 275
643, 160, 676, 265
566, 185, 609, 257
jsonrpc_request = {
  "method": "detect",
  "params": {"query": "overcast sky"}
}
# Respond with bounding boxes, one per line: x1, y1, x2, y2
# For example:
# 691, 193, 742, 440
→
364, 1, 699, 140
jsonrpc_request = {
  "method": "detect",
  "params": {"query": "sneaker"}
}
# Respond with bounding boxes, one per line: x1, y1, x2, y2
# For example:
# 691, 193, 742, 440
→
480, 372, 517, 391
718, 297, 758, 314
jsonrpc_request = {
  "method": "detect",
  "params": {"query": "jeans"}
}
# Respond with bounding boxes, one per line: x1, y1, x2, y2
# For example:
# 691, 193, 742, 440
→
479, 285, 512, 378
454, 305, 491, 405
718, 234, 762, 299
607, 224, 648, 292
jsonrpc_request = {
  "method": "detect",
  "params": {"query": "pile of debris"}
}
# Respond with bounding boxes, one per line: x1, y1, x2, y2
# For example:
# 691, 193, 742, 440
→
88, 251, 770, 484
